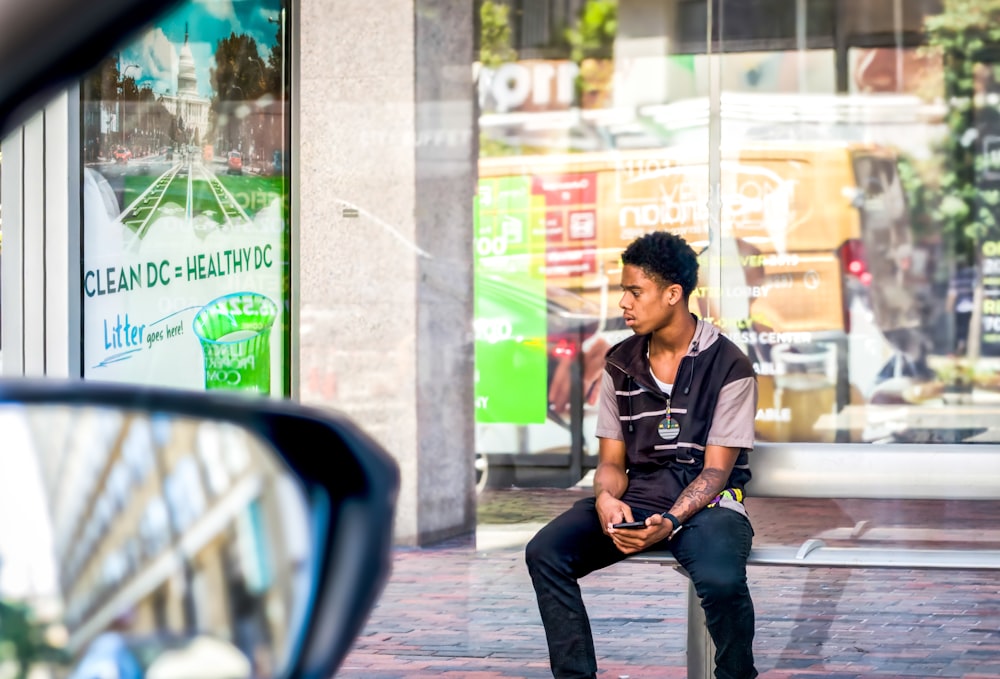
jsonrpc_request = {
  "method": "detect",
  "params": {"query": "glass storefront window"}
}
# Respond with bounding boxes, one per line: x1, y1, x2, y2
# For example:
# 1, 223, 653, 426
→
714, 0, 1000, 446
78, 0, 290, 396
473, 0, 1000, 479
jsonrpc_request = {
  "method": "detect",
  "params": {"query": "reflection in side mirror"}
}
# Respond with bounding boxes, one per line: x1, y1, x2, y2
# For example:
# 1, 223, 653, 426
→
0, 404, 312, 679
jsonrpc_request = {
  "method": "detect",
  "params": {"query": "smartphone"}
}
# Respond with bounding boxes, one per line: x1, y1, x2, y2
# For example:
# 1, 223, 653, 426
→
611, 520, 647, 529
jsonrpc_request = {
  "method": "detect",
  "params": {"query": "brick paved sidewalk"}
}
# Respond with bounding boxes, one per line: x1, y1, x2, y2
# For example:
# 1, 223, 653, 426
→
339, 487, 1000, 678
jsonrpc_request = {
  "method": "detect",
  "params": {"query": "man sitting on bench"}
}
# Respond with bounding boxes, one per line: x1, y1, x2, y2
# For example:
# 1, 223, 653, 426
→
525, 231, 759, 679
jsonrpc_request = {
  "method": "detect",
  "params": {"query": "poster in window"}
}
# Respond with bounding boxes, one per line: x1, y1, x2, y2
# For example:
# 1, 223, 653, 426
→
80, 0, 289, 395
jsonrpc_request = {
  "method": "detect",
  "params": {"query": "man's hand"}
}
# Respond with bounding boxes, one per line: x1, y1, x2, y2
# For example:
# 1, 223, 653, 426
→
595, 491, 632, 537
607, 513, 676, 555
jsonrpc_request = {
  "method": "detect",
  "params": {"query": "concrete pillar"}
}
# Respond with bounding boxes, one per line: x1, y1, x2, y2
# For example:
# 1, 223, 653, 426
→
298, 0, 477, 545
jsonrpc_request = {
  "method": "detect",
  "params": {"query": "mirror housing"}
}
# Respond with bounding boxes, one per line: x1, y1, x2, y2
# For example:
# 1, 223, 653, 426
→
0, 378, 399, 679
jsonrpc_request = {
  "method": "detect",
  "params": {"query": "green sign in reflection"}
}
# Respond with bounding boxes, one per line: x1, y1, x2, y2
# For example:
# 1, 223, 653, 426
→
474, 176, 547, 424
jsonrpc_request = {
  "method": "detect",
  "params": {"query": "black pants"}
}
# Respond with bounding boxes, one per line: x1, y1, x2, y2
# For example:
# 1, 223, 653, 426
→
525, 497, 758, 679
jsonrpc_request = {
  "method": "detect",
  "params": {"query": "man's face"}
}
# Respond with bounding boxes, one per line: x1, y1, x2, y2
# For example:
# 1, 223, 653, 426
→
618, 264, 682, 334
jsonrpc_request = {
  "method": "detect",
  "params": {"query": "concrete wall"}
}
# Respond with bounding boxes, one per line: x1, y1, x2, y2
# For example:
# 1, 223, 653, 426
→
297, 0, 477, 545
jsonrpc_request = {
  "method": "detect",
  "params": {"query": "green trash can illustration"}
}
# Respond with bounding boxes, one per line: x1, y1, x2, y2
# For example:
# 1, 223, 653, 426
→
193, 292, 278, 394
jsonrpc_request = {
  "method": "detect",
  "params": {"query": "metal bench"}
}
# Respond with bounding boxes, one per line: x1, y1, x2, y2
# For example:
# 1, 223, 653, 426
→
622, 443, 1000, 678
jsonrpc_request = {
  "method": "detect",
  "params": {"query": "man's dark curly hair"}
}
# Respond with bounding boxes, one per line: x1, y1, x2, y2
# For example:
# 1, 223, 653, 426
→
621, 231, 699, 298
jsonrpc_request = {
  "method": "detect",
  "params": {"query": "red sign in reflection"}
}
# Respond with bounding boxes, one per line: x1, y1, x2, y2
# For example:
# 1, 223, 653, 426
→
543, 247, 597, 277
532, 174, 597, 206
545, 211, 565, 243
533, 172, 598, 279
534, 172, 597, 241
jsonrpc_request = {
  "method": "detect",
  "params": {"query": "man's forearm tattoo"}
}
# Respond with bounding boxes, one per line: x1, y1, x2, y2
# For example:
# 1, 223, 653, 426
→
672, 468, 727, 520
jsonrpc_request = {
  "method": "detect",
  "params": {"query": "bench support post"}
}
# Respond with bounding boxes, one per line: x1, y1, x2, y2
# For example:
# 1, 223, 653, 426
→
686, 578, 716, 679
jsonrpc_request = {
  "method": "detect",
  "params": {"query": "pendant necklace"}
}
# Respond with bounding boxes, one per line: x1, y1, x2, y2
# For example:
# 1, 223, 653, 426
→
657, 396, 680, 441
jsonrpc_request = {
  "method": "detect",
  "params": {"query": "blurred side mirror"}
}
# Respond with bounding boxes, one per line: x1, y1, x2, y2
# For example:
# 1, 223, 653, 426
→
0, 378, 399, 679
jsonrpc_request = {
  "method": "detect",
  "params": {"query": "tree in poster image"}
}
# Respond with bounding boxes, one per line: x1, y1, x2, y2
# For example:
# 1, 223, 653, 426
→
210, 33, 282, 168
212, 34, 269, 103
265, 19, 284, 99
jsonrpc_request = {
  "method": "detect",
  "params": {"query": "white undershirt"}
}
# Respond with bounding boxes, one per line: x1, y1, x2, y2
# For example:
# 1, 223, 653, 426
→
650, 368, 673, 395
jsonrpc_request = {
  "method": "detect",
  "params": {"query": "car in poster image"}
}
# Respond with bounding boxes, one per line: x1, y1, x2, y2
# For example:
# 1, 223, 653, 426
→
227, 150, 243, 175
113, 147, 132, 163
